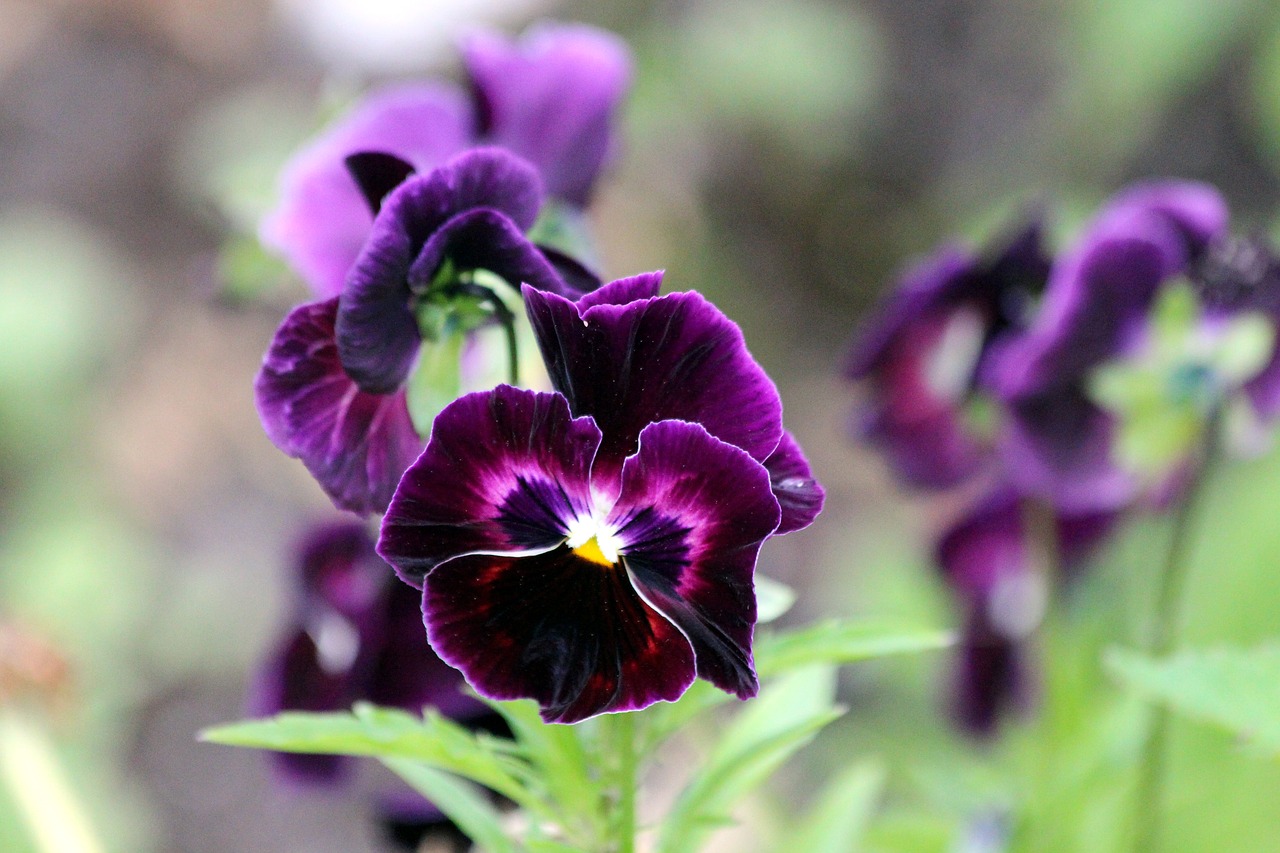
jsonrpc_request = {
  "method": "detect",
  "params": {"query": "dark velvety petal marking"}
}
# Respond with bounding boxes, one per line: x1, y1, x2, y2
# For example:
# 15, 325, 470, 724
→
255, 299, 423, 515
761, 431, 824, 535
524, 286, 784, 492
1001, 388, 1136, 512
408, 209, 571, 296
609, 421, 781, 699
464, 23, 631, 206
345, 151, 417, 214
989, 227, 1173, 399
422, 548, 696, 724
378, 386, 601, 586
260, 83, 474, 298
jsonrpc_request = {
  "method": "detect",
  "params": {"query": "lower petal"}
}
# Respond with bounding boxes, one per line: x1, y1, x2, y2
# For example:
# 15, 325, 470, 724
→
423, 548, 696, 724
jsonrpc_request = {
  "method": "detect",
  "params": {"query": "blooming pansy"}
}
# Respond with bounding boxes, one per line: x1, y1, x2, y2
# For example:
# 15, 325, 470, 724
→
378, 277, 823, 723
252, 522, 504, 785
844, 220, 1051, 489
935, 489, 1119, 734
260, 23, 630, 297
256, 148, 589, 515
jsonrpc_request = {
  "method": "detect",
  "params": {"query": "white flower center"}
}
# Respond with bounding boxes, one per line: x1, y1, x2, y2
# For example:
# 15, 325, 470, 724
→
565, 514, 623, 567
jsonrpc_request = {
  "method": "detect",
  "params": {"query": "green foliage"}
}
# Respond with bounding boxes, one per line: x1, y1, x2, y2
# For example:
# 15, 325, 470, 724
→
787, 760, 885, 853
1106, 644, 1280, 756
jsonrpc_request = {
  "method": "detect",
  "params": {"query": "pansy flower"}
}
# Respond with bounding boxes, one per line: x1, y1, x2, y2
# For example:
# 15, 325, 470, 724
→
252, 521, 505, 786
261, 22, 631, 297
256, 147, 587, 514
935, 488, 1119, 735
844, 220, 1051, 490
378, 274, 824, 723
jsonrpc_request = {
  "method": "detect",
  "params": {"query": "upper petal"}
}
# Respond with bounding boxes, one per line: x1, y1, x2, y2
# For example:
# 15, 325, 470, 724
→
610, 420, 781, 700
378, 386, 601, 586
409, 208, 574, 297
464, 23, 632, 206
260, 83, 474, 298
524, 284, 784, 494
255, 298, 423, 515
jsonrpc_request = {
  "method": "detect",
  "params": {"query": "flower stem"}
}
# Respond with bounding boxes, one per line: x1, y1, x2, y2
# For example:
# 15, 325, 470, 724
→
0, 708, 105, 853
605, 711, 638, 853
1132, 429, 1219, 852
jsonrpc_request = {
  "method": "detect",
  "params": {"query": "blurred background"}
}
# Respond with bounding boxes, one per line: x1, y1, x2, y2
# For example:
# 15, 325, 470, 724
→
3, 0, 1280, 850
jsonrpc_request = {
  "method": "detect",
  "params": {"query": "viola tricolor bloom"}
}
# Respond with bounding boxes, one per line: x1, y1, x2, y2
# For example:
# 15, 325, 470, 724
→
256, 148, 589, 514
935, 489, 1118, 734
261, 22, 631, 297
844, 220, 1051, 490
378, 273, 823, 723
252, 522, 503, 785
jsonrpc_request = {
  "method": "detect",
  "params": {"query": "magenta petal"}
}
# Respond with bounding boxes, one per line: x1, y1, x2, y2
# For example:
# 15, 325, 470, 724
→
464, 23, 632, 206
524, 285, 784, 493
422, 549, 696, 724
1099, 180, 1229, 259
610, 421, 781, 699
378, 387, 601, 586
762, 431, 825, 535
261, 83, 474, 298
255, 298, 423, 515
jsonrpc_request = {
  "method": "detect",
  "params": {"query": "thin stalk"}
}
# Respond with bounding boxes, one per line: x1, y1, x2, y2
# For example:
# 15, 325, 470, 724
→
1132, 424, 1220, 853
605, 711, 637, 853
0, 709, 105, 853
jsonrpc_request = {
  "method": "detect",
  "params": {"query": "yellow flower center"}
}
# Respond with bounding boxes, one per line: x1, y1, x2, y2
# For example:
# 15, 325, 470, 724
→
572, 536, 616, 567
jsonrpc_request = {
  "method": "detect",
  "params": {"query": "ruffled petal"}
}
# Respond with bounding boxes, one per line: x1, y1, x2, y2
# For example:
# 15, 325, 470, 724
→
409, 208, 572, 296
762, 431, 824, 535
576, 270, 663, 308
610, 421, 781, 699
524, 284, 784, 493
464, 23, 632, 206
255, 298, 423, 515
379, 386, 601, 586
422, 547, 696, 724
260, 83, 474, 298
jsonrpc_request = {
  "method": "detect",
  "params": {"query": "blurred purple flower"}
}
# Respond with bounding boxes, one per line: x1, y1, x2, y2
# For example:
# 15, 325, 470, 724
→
261, 22, 631, 297
935, 488, 1119, 735
252, 521, 503, 797
378, 275, 822, 723
844, 219, 1051, 489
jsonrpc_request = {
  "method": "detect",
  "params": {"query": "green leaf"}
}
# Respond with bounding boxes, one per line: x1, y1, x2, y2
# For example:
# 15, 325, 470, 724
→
754, 619, 953, 677
200, 704, 541, 813
789, 760, 885, 853
381, 760, 516, 853
657, 666, 845, 853
1105, 644, 1280, 755
755, 574, 797, 624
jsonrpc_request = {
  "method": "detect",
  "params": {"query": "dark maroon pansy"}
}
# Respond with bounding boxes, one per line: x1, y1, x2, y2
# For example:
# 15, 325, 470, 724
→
252, 522, 503, 786
379, 386, 783, 724
935, 488, 1119, 735
845, 220, 1051, 490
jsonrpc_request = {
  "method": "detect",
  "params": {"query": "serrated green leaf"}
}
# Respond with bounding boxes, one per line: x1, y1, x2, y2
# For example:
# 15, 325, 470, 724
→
381, 760, 516, 853
1106, 644, 1280, 755
658, 666, 845, 853
200, 705, 540, 813
789, 760, 885, 853
754, 619, 953, 677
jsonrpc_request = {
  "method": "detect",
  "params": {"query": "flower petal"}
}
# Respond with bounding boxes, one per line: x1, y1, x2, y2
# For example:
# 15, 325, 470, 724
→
762, 431, 824, 535
260, 83, 474, 298
577, 270, 663, 308
409, 208, 573, 296
255, 298, 423, 515
422, 548, 696, 724
464, 23, 632, 206
950, 602, 1033, 737
610, 421, 781, 700
379, 386, 601, 586
524, 284, 784, 493
344, 151, 417, 214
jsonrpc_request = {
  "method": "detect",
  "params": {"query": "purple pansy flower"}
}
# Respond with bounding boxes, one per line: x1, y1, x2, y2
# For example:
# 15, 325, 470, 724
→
252, 521, 503, 789
256, 148, 583, 515
378, 274, 824, 723
844, 220, 1052, 490
261, 23, 631, 297
936, 489, 1119, 735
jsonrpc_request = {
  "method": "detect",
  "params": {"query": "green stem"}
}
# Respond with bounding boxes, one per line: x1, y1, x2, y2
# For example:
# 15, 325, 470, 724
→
606, 712, 637, 853
1132, 425, 1220, 853
0, 709, 105, 853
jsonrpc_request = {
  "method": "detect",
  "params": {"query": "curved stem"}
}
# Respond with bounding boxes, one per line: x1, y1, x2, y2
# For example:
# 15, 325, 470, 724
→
445, 281, 521, 387
605, 712, 637, 853
1132, 423, 1220, 853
